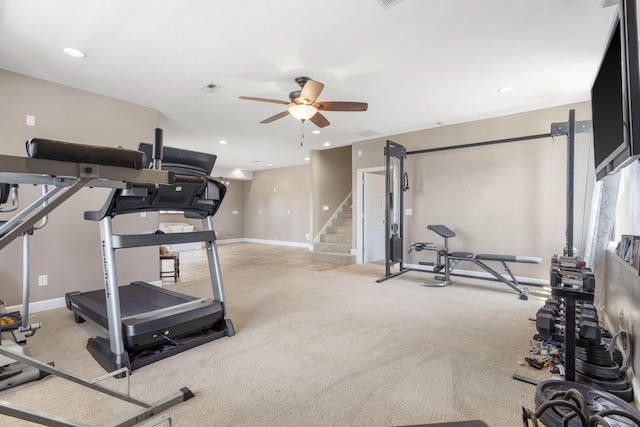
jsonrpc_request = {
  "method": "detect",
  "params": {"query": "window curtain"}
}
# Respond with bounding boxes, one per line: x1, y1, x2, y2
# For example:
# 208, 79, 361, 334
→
583, 172, 620, 311
628, 160, 640, 235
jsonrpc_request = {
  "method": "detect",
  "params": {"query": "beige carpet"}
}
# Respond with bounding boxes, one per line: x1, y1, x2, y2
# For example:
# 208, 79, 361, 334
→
0, 243, 553, 426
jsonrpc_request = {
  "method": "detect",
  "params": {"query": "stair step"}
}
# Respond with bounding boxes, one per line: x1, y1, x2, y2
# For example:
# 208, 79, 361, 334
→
303, 250, 355, 265
314, 242, 352, 254
332, 218, 352, 227
321, 234, 351, 244
326, 225, 351, 235
337, 210, 352, 219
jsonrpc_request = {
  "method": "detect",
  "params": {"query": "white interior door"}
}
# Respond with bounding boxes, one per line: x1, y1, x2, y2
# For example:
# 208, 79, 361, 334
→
363, 172, 386, 262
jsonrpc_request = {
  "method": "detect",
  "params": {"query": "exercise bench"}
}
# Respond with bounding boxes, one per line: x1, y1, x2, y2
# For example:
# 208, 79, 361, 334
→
408, 225, 542, 300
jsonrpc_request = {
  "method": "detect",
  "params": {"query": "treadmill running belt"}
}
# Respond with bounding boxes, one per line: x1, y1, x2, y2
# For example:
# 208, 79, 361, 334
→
78, 281, 201, 317
66, 281, 224, 351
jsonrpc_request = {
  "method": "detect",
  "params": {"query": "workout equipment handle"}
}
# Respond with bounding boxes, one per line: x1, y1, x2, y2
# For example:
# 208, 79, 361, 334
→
174, 175, 206, 184
153, 128, 163, 170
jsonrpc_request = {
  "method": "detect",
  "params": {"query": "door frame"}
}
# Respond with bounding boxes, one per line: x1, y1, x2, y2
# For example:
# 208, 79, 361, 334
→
356, 166, 386, 264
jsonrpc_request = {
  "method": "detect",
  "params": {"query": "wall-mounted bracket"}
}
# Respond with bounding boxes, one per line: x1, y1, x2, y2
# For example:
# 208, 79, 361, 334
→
550, 120, 592, 136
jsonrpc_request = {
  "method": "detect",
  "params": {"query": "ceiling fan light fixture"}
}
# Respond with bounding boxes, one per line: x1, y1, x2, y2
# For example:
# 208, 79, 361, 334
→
288, 104, 317, 121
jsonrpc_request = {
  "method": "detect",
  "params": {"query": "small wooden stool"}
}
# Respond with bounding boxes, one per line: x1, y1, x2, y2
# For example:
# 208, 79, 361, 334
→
159, 246, 180, 282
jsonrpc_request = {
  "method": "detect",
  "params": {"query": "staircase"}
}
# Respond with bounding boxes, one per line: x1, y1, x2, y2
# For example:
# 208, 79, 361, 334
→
303, 198, 356, 265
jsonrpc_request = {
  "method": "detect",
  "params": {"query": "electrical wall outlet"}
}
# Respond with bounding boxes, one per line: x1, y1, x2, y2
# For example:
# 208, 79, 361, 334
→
38, 275, 48, 286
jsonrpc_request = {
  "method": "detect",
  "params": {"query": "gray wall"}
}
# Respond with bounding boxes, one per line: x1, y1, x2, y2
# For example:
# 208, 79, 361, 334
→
0, 68, 600, 303
352, 102, 594, 280
244, 165, 310, 243
310, 146, 352, 239
0, 69, 159, 306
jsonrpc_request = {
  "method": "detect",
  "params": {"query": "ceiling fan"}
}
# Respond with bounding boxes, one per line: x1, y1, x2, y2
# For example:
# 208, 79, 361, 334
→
239, 77, 368, 128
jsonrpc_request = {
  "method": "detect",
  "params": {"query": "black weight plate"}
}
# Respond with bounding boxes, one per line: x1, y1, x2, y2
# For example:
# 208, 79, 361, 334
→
574, 348, 610, 359
575, 351, 614, 367
576, 337, 591, 348
535, 380, 640, 427
576, 341, 608, 352
608, 384, 635, 403
576, 371, 630, 391
576, 356, 617, 368
575, 358, 620, 380
581, 345, 610, 355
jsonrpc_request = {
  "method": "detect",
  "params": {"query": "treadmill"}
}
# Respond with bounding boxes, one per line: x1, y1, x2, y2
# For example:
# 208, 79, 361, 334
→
65, 132, 234, 372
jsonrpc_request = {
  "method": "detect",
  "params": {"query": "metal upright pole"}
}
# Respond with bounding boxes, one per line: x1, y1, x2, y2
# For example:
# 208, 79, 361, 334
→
383, 142, 392, 277
566, 110, 575, 256
99, 217, 127, 361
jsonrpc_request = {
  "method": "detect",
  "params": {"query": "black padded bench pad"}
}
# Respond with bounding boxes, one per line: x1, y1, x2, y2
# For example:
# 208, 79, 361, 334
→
427, 224, 456, 238
476, 253, 542, 264
26, 138, 144, 170
449, 251, 474, 258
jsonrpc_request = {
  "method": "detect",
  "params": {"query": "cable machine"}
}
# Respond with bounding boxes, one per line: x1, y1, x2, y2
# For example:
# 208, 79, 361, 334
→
379, 140, 407, 280
377, 112, 591, 286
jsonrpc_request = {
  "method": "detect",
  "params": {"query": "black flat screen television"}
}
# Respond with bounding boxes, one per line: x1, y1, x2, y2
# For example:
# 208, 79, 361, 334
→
591, 0, 640, 181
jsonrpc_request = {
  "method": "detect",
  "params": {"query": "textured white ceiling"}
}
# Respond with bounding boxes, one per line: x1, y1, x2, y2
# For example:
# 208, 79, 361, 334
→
0, 0, 618, 172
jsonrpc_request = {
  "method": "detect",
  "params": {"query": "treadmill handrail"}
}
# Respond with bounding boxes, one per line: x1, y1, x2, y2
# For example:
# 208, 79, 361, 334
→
0, 154, 174, 188
111, 230, 216, 249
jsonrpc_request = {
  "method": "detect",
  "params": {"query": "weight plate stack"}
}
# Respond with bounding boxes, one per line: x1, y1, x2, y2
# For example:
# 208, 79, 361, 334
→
574, 342, 633, 402
534, 380, 640, 427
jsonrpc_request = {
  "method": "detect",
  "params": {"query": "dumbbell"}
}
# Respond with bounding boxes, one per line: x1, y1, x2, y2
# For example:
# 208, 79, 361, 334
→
579, 318, 601, 346
581, 268, 595, 292
550, 265, 562, 288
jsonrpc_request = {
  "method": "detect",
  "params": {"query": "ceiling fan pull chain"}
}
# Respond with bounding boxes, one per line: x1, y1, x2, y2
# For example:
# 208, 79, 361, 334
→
300, 120, 305, 146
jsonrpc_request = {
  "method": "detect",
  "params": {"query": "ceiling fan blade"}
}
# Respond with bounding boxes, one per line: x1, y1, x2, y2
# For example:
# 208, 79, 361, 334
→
239, 96, 290, 105
314, 101, 368, 112
260, 110, 290, 124
309, 112, 330, 128
299, 79, 324, 104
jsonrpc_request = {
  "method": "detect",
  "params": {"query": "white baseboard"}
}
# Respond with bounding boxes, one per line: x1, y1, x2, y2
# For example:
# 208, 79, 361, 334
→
7, 297, 67, 314
243, 238, 311, 249
217, 238, 245, 245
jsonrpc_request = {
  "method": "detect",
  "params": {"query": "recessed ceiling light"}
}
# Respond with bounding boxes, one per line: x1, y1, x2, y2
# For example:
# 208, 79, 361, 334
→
323, 142, 331, 147
267, 163, 272, 166
219, 140, 228, 144
311, 130, 321, 134
304, 157, 310, 161
62, 47, 86, 58
499, 86, 515, 93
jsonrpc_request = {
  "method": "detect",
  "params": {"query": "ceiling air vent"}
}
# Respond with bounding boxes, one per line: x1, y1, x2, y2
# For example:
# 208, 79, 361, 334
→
200, 83, 221, 93
377, 0, 405, 9
357, 129, 380, 138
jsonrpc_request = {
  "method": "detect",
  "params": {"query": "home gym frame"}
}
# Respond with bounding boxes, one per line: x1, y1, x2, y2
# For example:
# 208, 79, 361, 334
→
377, 111, 591, 294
